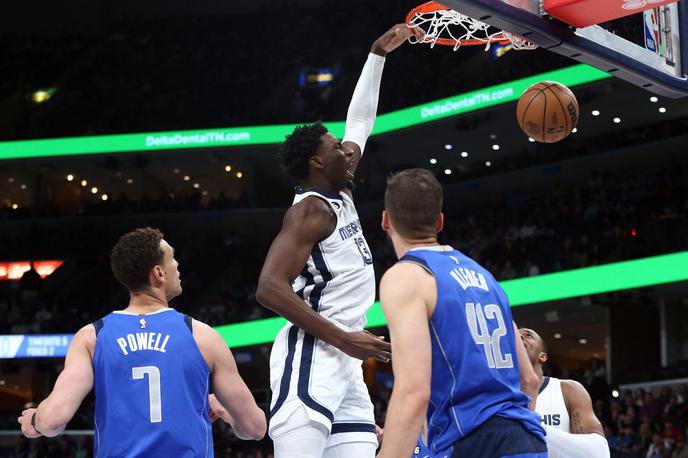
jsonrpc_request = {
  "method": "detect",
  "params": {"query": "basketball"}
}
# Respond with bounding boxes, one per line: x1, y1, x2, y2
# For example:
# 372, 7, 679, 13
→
516, 81, 579, 143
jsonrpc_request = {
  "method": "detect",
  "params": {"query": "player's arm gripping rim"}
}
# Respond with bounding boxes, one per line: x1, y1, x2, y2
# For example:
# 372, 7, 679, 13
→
542, 380, 609, 458
340, 23, 413, 198
194, 320, 267, 440
376, 262, 435, 458
18, 324, 96, 438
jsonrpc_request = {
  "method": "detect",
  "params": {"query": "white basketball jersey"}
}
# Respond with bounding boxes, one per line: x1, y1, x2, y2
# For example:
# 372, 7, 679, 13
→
535, 376, 570, 432
291, 188, 376, 330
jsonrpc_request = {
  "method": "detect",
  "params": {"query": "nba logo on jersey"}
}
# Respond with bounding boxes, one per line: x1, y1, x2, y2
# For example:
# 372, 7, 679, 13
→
139, 318, 147, 329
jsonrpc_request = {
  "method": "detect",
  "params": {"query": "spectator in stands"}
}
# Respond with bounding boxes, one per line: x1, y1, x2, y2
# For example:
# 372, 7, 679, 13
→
673, 436, 688, 458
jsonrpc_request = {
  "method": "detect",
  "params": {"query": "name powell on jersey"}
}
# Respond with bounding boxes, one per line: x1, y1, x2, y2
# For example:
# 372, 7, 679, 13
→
116, 332, 170, 356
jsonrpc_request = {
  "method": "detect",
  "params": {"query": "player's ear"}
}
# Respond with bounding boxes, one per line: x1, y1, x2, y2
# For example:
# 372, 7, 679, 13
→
381, 210, 390, 232
150, 265, 165, 285
309, 155, 324, 170
539, 352, 548, 364
436, 212, 444, 234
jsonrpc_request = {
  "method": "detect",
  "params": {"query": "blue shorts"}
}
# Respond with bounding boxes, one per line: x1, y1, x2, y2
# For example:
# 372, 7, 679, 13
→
450, 416, 547, 458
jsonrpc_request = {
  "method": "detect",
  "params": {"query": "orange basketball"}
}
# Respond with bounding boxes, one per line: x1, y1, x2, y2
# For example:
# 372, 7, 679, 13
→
516, 81, 579, 143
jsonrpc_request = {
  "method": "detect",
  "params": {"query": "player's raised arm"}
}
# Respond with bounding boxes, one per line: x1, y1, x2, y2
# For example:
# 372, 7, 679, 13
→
195, 321, 266, 440
376, 262, 434, 458
256, 198, 391, 361
18, 325, 95, 438
540, 380, 609, 457
341, 24, 411, 181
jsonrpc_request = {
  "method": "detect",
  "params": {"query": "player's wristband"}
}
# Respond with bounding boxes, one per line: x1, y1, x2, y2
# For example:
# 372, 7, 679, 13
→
31, 412, 42, 435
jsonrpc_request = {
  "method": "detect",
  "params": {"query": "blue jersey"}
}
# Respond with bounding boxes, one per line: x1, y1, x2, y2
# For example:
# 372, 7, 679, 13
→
399, 246, 544, 455
92, 309, 212, 458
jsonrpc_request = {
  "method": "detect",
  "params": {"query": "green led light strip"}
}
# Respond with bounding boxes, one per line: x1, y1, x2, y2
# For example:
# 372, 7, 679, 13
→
0, 65, 610, 160
215, 251, 688, 348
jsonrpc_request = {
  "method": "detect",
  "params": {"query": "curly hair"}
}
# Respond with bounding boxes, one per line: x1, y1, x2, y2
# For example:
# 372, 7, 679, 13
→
277, 121, 328, 184
110, 227, 165, 292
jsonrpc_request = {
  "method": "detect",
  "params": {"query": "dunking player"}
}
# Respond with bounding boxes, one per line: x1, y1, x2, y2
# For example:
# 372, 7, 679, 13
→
255, 24, 411, 458
376, 169, 546, 458
520, 328, 610, 457
18, 228, 266, 456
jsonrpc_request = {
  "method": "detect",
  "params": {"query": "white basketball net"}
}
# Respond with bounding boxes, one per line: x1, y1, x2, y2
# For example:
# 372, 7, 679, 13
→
407, 8, 538, 51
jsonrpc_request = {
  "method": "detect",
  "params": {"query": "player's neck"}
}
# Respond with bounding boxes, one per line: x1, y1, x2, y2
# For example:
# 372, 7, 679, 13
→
125, 290, 170, 314
535, 364, 545, 385
393, 236, 439, 259
302, 176, 340, 194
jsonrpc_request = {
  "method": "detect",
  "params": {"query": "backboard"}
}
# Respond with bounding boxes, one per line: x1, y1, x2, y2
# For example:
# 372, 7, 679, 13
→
438, 0, 688, 97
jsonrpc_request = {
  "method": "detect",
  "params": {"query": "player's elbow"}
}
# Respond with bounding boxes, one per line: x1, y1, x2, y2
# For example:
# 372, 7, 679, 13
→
255, 278, 279, 309
243, 409, 267, 440
399, 382, 431, 412
40, 408, 71, 437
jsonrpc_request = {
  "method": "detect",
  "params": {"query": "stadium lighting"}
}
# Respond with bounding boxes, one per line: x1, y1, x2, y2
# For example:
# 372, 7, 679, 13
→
613, 117, 621, 124
485, 161, 492, 167
11, 204, 18, 210
429, 158, 437, 164
202, 190, 208, 196
224, 165, 232, 172
193, 183, 200, 189
554, 333, 562, 339
101, 194, 108, 201
460, 151, 468, 158
8, 177, 14, 183
20, 184, 26, 190
492, 144, 500, 151
31, 89, 56, 104
183, 175, 190, 181
236, 172, 243, 179
659, 107, 666, 113
126, 178, 133, 184
80, 180, 87, 187
444, 169, 452, 175
67, 174, 74, 181
612, 390, 619, 398
579, 338, 588, 344
444, 144, 453, 150
650, 96, 658, 102
592, 110, 600, 116
91, 187, 98, 194
173, 168, 180, 174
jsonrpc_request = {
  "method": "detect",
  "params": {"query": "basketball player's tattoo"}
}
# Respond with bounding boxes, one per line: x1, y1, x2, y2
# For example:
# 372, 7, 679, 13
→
570, 411, 584, 434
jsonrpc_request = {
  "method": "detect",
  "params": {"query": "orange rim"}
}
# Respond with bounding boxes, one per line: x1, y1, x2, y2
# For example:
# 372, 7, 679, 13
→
406, 0, 512, 47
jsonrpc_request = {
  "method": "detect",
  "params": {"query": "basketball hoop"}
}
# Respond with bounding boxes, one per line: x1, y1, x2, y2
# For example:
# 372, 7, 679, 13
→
405, 1, 538, 51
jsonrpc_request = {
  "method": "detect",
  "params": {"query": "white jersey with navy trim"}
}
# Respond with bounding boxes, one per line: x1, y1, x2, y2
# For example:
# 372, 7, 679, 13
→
535, 376, 571, 432
267, 187, 377, 447
290, 187, 376, 330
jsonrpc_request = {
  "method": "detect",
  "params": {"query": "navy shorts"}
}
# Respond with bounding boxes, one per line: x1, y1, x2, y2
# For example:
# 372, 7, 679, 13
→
450, 416, 547, 458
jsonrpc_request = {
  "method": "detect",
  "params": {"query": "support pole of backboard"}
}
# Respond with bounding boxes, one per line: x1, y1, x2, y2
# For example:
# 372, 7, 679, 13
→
679, 0, 688, 81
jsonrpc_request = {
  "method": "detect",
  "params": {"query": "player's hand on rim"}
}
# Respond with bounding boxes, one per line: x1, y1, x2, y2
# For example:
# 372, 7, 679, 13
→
340, 330, 391, 362
371, 23, 413, 56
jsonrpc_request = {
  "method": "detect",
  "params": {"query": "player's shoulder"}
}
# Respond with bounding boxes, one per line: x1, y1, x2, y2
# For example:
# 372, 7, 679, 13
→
286, 195, 334, 222
73, 324, 97, 354
560, 378, 591, 400
380, 261, 435, 301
